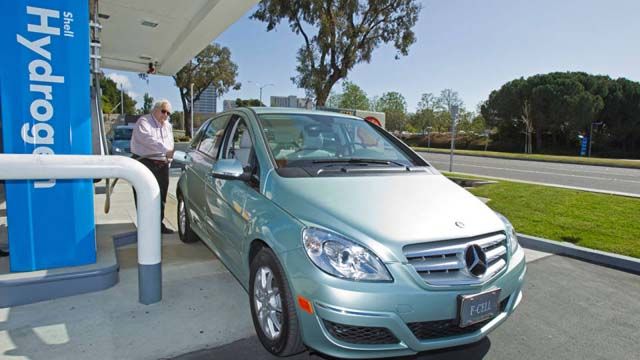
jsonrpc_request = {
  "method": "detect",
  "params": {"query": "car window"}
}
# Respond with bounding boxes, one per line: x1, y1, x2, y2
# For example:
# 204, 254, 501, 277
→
113, 127, 133, 140
189, 119, 210, 149
198, 116, 230, 158
224, 119, 255, 170
257, 113, 416, 167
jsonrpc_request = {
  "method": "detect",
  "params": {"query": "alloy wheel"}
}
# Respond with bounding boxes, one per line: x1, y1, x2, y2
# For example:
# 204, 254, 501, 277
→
178, 198, 186, 236
253, 266, 283, 340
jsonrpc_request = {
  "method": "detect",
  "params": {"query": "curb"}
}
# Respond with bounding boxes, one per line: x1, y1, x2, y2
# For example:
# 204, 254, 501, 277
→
518, 233, 640, 275
414, 148, 640, 170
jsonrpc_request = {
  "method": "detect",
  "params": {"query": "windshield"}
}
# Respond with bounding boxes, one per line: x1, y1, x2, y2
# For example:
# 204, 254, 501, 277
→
258, 113, 417, 168
113, 128, 133, 140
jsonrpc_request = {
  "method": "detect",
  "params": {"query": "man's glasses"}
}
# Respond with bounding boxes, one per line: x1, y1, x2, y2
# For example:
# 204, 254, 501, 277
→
161, 109, 171, 115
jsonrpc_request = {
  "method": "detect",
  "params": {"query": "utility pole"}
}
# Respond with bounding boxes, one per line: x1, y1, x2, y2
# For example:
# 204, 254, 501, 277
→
190, 83, 194, 137
449, 105, 459, 173
427, 126, 433, 148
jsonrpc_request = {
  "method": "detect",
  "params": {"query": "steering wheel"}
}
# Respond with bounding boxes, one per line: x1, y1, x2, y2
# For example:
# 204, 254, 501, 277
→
272, 142, 299, 155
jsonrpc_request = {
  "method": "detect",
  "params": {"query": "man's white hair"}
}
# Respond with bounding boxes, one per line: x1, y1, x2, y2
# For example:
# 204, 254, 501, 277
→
152, 99, 172, 112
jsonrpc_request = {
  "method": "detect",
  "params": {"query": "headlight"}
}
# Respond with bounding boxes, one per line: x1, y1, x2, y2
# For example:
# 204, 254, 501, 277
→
496, 213, 520, 254
302, 228, 392, 282
113, 146, 123, 153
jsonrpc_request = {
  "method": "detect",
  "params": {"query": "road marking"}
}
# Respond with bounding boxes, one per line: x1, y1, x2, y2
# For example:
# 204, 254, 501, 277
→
419, 153, 639, 177
443, 171, 640, 198
427, 160, 640, 185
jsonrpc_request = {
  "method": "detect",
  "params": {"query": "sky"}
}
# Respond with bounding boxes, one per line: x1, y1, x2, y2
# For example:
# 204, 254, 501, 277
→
104, 0, 640, 114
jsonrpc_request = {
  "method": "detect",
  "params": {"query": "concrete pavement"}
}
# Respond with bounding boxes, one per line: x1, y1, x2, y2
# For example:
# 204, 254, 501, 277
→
171, 254, 640, 360
419, 152, 640, 196
0, 180, 254, 360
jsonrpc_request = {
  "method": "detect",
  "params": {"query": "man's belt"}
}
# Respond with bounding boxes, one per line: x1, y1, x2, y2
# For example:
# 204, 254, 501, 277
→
132, 154, 169, 165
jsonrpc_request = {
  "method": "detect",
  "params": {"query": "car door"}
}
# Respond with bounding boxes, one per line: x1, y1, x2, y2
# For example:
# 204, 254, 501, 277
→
206, 114, 261, 276
185, 116, 230, 239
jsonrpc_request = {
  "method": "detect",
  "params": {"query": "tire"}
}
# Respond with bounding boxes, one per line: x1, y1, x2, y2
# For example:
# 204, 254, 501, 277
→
250, 247, 305, 356
177, 193, 199, 244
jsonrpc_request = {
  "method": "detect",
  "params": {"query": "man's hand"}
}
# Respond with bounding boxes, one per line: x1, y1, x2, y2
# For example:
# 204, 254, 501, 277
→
166, 149, 175, 160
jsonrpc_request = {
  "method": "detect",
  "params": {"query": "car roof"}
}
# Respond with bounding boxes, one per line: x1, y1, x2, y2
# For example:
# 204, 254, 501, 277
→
114, 124, 135, 129
248, 107, 363, 121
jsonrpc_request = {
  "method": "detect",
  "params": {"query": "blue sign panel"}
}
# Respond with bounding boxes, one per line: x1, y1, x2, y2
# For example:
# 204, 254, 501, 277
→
0, 0, 95, 271
580, 137, 588, 157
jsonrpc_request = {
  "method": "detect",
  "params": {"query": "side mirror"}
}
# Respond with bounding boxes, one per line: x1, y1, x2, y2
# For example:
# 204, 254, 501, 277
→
172, 150, 190, 164
211, 159, 251, 181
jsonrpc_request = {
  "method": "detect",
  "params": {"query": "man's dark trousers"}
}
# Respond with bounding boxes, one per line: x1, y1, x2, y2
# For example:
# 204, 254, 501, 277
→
133, 158, 169, 225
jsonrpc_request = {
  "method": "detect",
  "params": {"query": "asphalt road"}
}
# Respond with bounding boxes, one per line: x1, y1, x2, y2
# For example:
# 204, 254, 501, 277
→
418, 152, 640, 196
170, 255, 640, 360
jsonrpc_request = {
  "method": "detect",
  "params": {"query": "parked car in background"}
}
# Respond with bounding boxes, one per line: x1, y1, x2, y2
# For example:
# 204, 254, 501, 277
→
173, 107, 526, 358
106, 124, 134, 156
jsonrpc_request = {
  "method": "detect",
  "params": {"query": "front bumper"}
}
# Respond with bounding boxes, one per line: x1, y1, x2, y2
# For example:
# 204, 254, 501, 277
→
281, 246, 527, 359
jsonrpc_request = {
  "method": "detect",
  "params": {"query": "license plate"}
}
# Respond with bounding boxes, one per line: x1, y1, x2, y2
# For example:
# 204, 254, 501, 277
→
458, 289, 501, 328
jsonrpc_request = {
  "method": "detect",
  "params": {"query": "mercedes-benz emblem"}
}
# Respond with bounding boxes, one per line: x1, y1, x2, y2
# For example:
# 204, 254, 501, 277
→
465, 244, 488, 277
455, 221, 465, 228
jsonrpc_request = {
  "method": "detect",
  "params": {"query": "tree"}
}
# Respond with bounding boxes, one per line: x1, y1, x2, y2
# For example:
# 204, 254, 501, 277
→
251, 0, 421, 106
480, 72, 637, 156
326, 91, 342, 108
410, 107, 435, 134
338, 81, 370, 110
417, 93, 437, 112
139, 92, 154, 114
410, 93, 438, 134
100, 76, 136, 115
235, 98, 265, 107
376, 91, 407, 132
436, 89, 464, 112
174, 44, 241, 136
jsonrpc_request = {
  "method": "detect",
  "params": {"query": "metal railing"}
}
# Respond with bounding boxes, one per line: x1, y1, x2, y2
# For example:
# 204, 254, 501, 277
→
0, 154, 162, 304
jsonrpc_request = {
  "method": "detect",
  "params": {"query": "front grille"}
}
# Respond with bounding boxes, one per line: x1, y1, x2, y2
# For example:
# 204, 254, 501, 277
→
409, 318, 489, 340
323, 320, 399, 345
409, 295, 511, 341
403, 231, 508, 286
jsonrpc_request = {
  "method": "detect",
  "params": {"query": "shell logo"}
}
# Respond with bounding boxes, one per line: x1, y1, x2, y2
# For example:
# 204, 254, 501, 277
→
364, 116, 381, 127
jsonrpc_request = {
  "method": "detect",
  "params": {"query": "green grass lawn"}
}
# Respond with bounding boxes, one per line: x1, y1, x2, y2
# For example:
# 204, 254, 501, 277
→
414, 147, 640, 169
454, 176, 640, 258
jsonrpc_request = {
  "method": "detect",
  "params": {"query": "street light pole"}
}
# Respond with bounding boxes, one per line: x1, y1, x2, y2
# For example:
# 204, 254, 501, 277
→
449, 105, 459, 173
248, 81, 274, 105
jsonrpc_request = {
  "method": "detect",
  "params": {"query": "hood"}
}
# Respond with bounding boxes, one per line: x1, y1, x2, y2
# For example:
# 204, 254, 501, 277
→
267, 172, 504, 262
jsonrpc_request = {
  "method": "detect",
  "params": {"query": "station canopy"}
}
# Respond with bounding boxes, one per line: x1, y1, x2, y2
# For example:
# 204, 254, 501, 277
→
97, 0, 257, 75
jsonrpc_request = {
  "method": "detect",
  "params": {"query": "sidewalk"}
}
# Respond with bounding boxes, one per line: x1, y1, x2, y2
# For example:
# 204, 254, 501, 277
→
0, 180, 255, 360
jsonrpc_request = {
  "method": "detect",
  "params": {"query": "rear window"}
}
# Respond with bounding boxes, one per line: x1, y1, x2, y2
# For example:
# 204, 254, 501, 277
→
113, 128, 133, 140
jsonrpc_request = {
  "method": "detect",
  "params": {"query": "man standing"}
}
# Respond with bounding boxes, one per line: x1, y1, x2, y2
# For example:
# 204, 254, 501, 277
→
130, 99, 175, 234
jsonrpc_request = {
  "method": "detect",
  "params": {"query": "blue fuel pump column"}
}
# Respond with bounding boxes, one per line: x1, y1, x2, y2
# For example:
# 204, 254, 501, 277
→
0, 0, 96, 271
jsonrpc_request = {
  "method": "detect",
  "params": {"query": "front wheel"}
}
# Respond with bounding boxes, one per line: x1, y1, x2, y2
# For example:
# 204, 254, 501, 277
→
249, 247, 305, 356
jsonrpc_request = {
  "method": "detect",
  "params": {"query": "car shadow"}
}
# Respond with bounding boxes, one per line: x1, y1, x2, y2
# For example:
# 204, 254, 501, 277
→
308, 337, 491, 360
170, 335, 492, 360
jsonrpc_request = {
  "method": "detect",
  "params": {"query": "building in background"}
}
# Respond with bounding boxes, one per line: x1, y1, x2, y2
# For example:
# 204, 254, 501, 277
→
270, 95, 313, 109
193, 84, 217, 113
223, 99, 237, 111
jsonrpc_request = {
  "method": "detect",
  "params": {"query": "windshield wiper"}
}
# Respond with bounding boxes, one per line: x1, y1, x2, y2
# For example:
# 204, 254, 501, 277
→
312, 158, 407, 167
